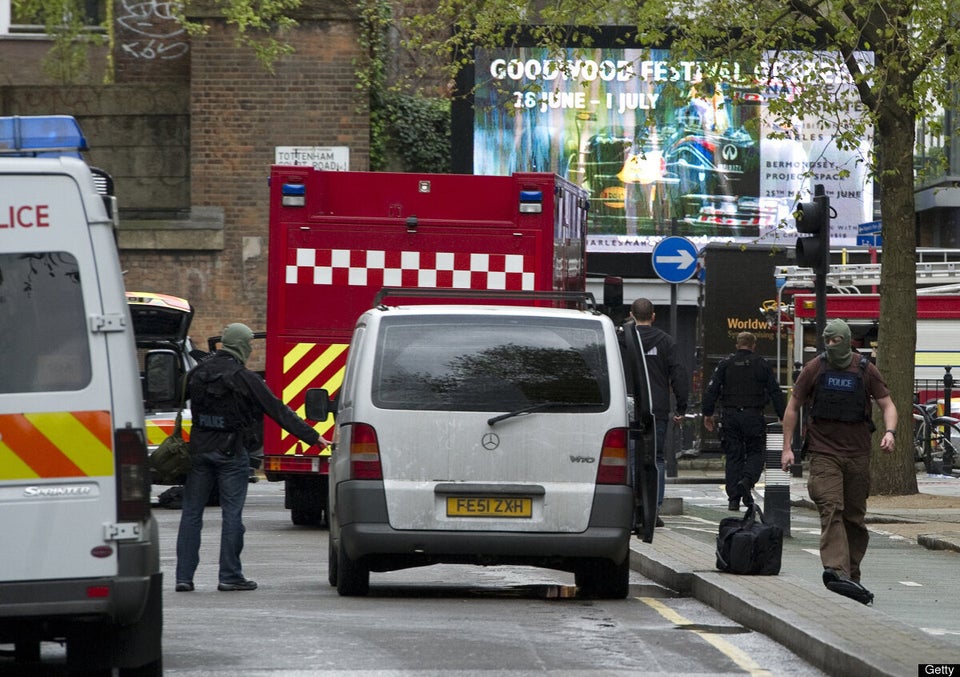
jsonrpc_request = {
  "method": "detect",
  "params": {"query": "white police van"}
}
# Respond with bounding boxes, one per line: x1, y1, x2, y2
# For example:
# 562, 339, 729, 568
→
308, 289, 636, 599
0, 116, 162, 674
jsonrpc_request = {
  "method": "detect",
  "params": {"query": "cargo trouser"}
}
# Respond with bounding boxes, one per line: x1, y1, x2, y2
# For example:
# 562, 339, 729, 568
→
807, 451, 871, 581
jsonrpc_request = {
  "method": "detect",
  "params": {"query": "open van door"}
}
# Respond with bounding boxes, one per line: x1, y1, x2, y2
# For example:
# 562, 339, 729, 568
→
621, 322, 658, 544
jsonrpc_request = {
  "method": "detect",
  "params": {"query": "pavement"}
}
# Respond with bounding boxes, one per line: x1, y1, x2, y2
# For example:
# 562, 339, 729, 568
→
629, 461, 960, 677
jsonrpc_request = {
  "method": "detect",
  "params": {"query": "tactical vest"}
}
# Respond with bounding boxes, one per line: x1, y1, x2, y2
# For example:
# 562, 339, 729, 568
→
189, 354, 255, 433
809, 354, 869, 424
721, 354, 767, 408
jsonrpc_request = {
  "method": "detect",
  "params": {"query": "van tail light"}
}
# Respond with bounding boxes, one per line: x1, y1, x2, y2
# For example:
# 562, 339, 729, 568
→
116, 427, 151, 521
596, 427, 628, 485
350, 423, 383, 480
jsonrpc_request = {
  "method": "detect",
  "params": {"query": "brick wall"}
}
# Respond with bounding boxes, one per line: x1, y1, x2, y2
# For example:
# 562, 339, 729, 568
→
112, 0, 191, 84
2, 5, 369, 359
121, 16, 368, 350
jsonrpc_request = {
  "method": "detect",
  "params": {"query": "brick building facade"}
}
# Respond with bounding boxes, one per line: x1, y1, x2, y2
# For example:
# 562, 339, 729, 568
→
1, 1, 368, 359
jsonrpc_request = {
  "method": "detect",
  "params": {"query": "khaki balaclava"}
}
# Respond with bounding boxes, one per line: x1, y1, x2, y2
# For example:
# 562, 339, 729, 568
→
822, 318, 853, 369
221, 322, 254, 364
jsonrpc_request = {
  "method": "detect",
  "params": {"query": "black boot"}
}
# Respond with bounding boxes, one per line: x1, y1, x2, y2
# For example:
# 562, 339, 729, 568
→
823, 568, 874, 605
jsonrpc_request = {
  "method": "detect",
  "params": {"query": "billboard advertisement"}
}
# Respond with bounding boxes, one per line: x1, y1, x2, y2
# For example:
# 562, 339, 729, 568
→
466, 47, 874, 252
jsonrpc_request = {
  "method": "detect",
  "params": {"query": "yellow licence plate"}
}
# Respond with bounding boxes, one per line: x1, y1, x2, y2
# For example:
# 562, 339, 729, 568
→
446, 496, 533, 518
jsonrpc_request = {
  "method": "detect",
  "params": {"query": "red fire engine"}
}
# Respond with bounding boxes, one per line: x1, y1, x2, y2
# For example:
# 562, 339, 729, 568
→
791, 291, 960, 399
264, 167, 589, 525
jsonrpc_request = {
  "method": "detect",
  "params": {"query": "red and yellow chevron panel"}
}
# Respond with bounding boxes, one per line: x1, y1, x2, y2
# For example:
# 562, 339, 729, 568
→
276, 342, 347, 456
144, 417, 192, 448
0, 411, 114, 480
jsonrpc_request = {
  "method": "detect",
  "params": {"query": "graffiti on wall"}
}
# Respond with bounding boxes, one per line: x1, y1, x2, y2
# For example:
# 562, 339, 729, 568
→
117, 0, 188, 60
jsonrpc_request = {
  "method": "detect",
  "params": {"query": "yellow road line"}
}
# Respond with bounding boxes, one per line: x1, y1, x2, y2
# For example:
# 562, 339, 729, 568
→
638, 596, 772, 676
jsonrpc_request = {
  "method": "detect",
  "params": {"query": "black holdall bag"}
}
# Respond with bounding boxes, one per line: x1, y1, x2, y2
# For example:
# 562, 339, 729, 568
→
716, 504, 783, 575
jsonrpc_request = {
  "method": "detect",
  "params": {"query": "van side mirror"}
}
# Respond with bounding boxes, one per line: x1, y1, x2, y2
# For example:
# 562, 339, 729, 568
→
305, 388, 335, 422
144, 349, 180, 408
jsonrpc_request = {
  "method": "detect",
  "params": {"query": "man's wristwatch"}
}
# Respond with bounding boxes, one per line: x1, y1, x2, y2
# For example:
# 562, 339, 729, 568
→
885, 429, 896, 437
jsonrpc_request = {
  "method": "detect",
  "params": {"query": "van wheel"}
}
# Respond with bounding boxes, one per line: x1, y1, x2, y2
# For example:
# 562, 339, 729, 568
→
575, 556, 629, 599
336, 543, 369, 596
327, 536, 338, 587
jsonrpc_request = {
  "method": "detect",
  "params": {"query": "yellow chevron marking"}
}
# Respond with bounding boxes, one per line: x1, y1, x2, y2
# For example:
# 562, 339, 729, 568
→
24, 412, 114, 476
283, 343, 314, 372
277, 344, 347, 456
0, 441, 39, 480
282, 344, 348, 402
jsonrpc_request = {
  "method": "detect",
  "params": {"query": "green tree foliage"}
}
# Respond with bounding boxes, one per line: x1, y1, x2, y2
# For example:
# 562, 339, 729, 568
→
380, 93, 451, 173
358, 0, 451, 172
12, 0, 108, 83
404, 0, 960, 494
12, 0, 301, 81
175, 0, 301, 72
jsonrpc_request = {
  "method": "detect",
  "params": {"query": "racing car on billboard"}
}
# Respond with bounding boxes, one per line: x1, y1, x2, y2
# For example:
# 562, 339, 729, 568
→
571, 88, 769, 237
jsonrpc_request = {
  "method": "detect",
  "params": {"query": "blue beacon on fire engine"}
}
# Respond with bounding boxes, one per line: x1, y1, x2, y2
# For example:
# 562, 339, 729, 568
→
281, 182, 306, 207
518, 189, 543, 213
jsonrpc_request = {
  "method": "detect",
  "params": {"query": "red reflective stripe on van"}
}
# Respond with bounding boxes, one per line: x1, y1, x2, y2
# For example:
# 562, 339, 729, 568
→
0, 411, 113, 479
145, 418, 191, 446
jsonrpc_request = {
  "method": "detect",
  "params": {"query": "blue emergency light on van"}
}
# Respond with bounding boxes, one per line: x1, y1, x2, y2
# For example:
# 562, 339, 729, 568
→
518, 189, 543, 214
281, 182, 306, 207
0, 115, 88, 157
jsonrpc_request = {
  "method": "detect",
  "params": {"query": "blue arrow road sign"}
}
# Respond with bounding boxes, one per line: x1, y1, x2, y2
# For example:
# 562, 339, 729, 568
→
651, 236, 699, 284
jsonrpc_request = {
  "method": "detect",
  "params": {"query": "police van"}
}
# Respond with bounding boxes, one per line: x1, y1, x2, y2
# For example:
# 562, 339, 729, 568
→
0, 116, 162, 673
308, 289, 636, 599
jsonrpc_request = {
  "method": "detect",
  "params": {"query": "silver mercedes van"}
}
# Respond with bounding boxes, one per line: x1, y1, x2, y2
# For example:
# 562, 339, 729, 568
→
311, 292, 634, 598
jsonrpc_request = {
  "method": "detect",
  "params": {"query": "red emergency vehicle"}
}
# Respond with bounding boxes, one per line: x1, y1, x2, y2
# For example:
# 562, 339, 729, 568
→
792, 292, 960, 400
264, 167, 589, 525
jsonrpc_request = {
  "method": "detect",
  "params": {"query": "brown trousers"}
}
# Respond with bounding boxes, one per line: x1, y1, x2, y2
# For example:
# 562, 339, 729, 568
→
807, 452, 871, 581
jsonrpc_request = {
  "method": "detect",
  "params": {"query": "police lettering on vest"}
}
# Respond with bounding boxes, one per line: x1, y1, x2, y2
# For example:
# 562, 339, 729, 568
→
189, 355, 256, 434
809, 355, 870, 424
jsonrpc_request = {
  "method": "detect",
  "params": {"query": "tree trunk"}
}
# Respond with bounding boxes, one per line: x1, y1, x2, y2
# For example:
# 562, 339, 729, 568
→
871, 66, 919, 495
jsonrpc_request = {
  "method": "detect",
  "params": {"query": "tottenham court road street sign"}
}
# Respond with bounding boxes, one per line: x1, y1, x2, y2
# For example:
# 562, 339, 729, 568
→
651, 236, 699, 284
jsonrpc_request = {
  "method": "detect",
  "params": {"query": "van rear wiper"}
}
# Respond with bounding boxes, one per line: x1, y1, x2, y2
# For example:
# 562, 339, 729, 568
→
487, 402, 585, 426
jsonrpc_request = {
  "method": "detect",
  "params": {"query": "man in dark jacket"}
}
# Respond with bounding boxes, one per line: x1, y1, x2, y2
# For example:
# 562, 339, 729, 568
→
623, 298, 688, 527
175, 323, 328, 592
702, 331, 785, 511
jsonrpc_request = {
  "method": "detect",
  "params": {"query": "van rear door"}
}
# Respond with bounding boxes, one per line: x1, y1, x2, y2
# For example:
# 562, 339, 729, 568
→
0, 166, 126, 582
362, 310, 622, 533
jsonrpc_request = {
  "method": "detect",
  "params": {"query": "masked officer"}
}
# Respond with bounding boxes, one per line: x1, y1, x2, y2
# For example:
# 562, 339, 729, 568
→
175, 323, 328, 592
781, 319, 897, 604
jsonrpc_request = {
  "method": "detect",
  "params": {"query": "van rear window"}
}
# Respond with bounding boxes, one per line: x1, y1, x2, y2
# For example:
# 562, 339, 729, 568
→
0, 252, 91, 393
372, 315, 610, 412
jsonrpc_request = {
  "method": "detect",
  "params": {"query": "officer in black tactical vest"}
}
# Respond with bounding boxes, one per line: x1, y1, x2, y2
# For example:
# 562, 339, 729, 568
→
702, 331, 786, 511
781, 319, 897, 605
175, 323, 328, 593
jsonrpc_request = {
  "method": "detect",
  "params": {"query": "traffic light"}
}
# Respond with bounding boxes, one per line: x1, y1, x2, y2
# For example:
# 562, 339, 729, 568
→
794, 186, 830, 273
